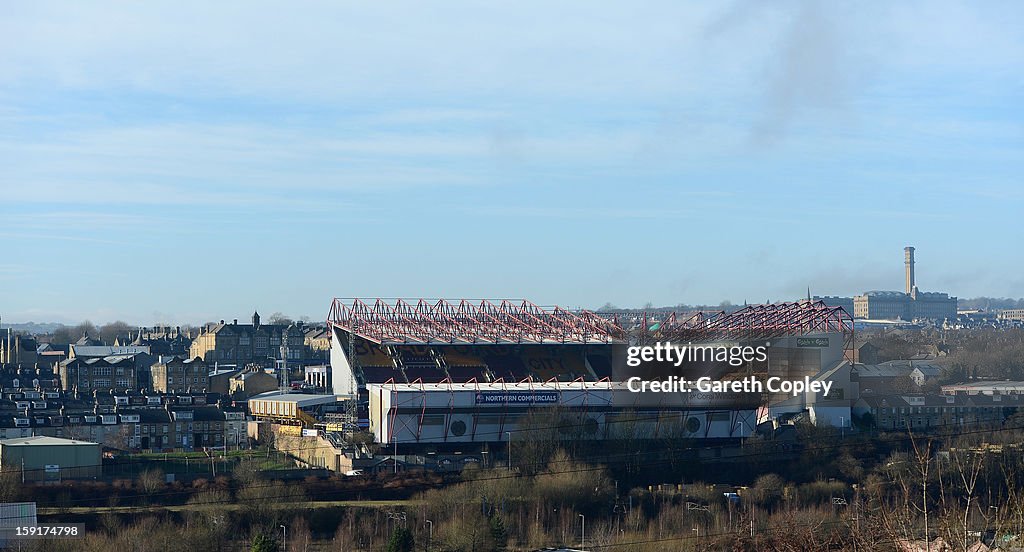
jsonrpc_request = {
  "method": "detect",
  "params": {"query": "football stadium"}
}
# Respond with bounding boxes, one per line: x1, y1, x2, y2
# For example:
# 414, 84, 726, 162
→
326, 298, 853, 450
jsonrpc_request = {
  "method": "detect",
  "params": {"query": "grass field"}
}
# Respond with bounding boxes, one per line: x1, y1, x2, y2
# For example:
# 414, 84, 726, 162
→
38, 499, 420, 516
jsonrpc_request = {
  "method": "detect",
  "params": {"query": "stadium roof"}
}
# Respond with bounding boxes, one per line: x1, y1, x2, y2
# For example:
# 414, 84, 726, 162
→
328, 298, 624, 345
366, 381, 616, 392
655, 300, 853, 342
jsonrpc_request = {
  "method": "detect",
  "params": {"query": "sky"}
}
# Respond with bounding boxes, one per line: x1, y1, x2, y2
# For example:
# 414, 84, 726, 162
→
1, 1, 1022, 325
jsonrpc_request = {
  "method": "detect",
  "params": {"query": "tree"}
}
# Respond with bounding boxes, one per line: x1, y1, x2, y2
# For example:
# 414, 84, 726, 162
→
73, 321, 98, 342
489, 515, 508, 550
750, 473, 785, 510
138, 467, 165, 495
250, 533, 278, 552
0, 469, 22, 503
50, 325, 73, 346
99, 321, 134, 345
268, 313, 294, 326
385, 526, 414, 552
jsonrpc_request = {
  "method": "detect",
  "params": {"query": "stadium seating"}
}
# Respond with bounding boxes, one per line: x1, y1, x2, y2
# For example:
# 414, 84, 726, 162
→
401, 365, 448, 383
359, 365, 404, 384
442, 349, 488, 367
484, 354, 531, 381
520, 349, 588, 381
355, 344, 395, 367
399, 348, 435, 367
444, 364, 489, 382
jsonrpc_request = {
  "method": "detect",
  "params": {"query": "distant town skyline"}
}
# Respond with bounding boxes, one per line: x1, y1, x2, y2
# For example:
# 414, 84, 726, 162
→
1, 2, 1022, 324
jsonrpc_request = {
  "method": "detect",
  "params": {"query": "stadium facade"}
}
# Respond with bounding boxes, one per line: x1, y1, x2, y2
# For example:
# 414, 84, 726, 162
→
326, 298, 853, 449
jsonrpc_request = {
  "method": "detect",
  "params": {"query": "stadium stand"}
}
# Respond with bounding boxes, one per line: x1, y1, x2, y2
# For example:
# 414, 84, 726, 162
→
444, 364, 489, 382
484, 354, 530, 381
399, 347, 435, 367
587, 354, 613, 379
401, 365, 448, 383
354, 343, 394, 367
359, 365, 404, 384
442, 349, 488, 367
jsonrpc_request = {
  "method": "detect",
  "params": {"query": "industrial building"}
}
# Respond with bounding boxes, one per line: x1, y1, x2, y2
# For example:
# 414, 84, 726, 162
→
0, 436, 101, 481
853, 247, 957, 321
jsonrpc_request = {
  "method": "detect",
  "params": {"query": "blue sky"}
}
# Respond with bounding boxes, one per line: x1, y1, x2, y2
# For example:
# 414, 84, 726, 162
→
1, 1, 1022, 324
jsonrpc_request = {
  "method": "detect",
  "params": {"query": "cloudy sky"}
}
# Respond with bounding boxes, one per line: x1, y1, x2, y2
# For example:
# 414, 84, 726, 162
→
1, 1, 1022, 324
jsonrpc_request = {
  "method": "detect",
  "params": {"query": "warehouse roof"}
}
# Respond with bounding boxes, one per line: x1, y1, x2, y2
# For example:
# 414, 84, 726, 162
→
0, 436, 98, 447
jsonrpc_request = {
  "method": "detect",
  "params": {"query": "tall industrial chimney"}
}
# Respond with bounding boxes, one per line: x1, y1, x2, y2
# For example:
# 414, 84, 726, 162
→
905, 246, 916, 295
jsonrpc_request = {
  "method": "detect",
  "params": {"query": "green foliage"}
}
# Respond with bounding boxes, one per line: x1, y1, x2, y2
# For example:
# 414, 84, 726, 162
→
386, 526, 414, 552
250, 533, 278, 552
489, 514, 508, 550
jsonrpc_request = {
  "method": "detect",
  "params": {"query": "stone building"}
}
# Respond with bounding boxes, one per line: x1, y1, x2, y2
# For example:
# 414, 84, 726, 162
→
189, 312, 307, 367
150, 356, 209, 393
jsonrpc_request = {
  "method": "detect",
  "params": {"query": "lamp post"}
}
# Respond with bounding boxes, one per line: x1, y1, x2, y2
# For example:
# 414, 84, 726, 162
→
579, 513, 585, 550
506, 431, 512, 472
425, 519, 433, 552
280, 524, 287, 552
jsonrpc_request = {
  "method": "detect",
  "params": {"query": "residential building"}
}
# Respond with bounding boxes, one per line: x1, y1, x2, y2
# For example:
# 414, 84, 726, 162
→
228, 369, 279, 399
0, 329, 37, 367
909, 364, 942, 386
208, 368, 241, 396
57, 353, 152, 393
853, 393, 1021, 430
125, 326, 193, 356
150, 356, 209, 393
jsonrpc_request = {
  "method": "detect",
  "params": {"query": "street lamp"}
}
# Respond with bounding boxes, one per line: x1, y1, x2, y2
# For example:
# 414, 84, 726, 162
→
280, 524, 287, 552
579, 513, 585, 550
425, 519, 433, 552
506, 431, 512, 471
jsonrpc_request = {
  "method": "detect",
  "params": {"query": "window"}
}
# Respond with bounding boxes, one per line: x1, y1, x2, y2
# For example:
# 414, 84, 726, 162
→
422, 415, 445, 426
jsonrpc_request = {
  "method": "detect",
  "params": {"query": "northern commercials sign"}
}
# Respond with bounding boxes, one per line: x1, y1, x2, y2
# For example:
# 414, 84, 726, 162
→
474, 391, 559, 405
